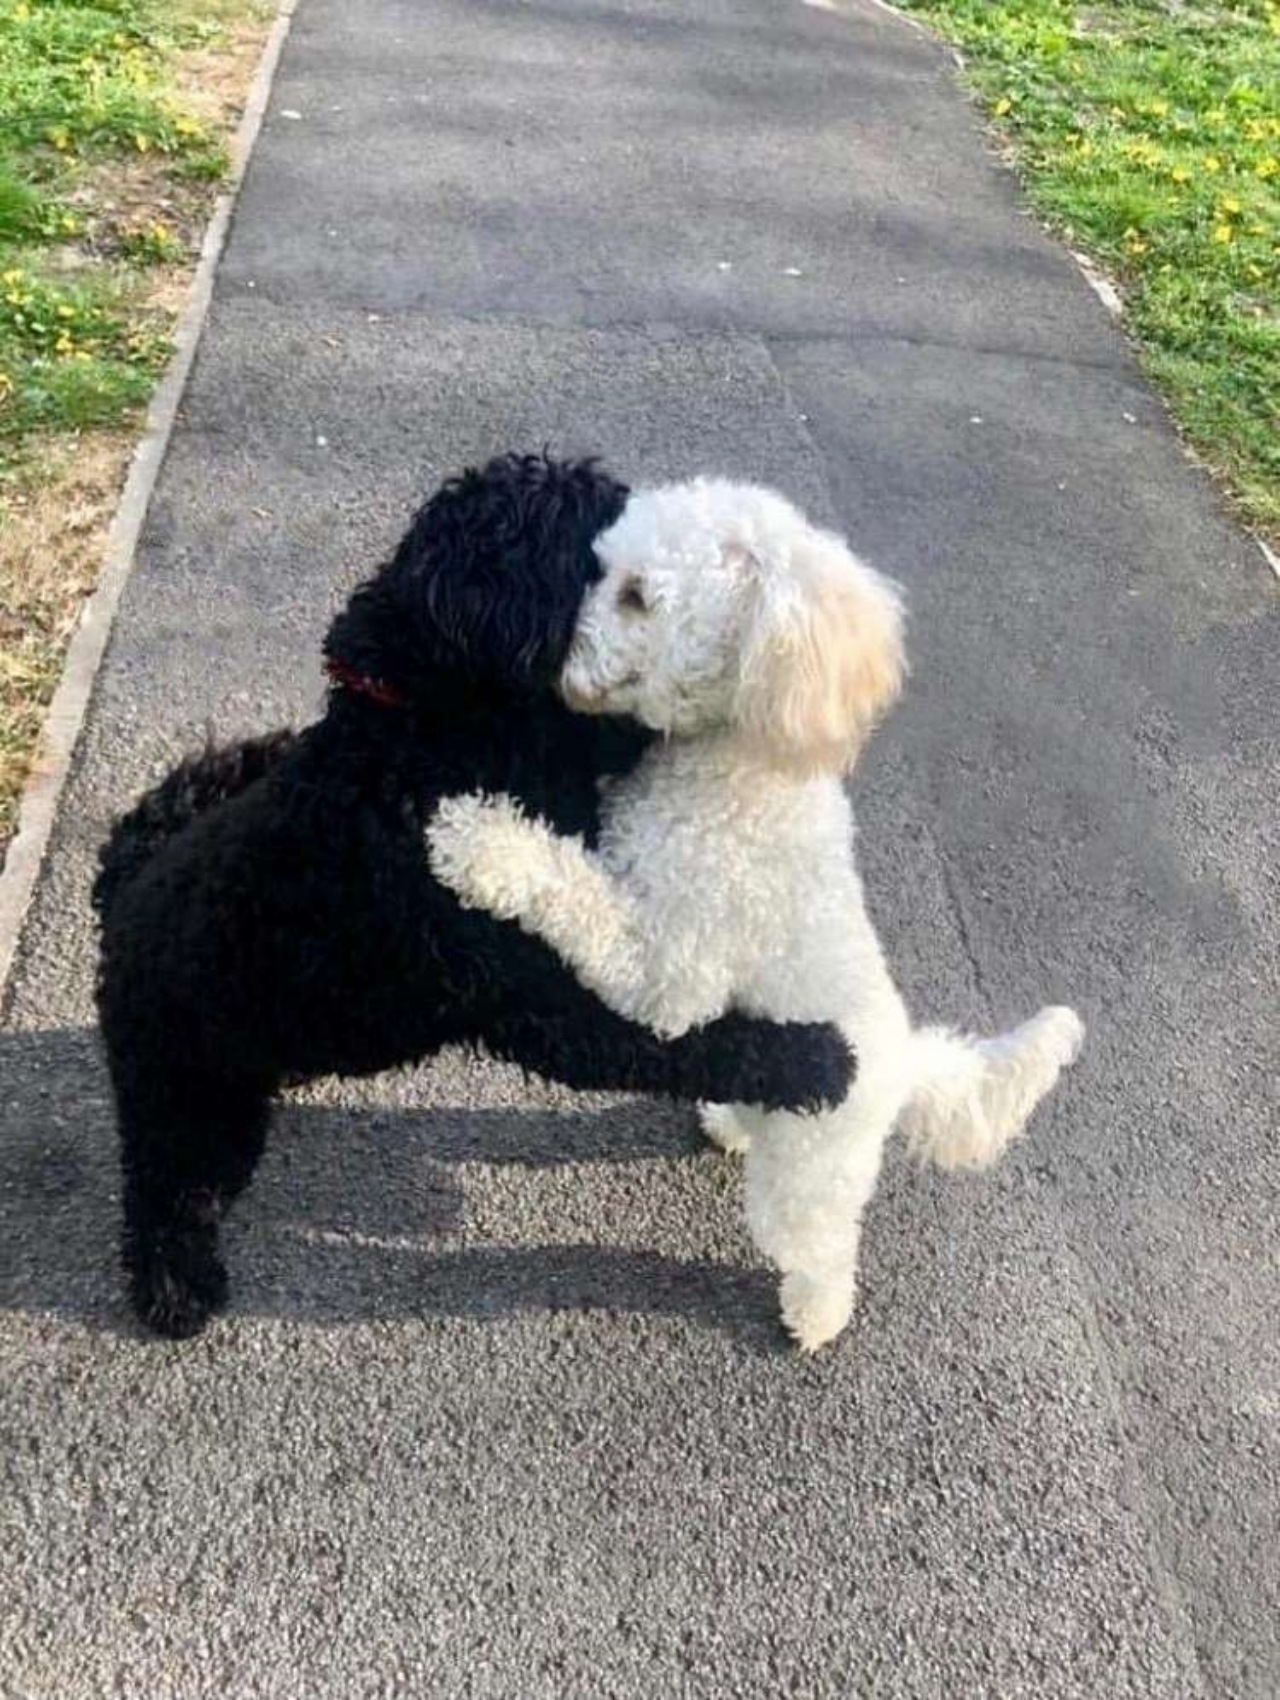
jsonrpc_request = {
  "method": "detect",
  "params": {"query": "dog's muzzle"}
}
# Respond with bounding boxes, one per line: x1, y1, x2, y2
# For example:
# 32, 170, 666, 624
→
559, 673, 607, 714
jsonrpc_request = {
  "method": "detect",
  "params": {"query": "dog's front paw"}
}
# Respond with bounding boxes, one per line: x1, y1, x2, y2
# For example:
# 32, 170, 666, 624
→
427, 793, 558, 922
779, 1270, 855, 1354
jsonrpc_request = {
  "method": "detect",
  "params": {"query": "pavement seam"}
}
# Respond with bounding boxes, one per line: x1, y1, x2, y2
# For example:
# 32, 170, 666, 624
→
0, 0, 300, 1009
1053, 1233, 1215, 1698
204, 290, 1145, 385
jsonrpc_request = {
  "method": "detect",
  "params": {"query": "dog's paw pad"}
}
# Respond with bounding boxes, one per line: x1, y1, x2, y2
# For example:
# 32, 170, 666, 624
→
779, 1271, 854, 1354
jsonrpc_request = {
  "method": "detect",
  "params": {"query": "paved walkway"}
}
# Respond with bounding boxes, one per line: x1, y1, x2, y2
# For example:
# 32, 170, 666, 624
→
2, 1, 1277, 1695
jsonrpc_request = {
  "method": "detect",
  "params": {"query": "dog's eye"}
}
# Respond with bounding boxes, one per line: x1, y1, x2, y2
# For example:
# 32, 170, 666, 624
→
618, 579, 648, 614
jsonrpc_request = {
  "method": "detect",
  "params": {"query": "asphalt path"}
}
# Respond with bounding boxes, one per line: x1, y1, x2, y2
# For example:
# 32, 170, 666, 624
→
2, 1, 1277, 1695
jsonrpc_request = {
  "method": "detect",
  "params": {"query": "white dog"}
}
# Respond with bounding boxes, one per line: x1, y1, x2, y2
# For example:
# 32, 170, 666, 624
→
428, 480, 1083, 1350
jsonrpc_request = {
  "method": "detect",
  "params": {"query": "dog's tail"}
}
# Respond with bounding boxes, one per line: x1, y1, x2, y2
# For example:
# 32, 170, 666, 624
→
898, 1006, 1084, 1170
92, 730, 296, 918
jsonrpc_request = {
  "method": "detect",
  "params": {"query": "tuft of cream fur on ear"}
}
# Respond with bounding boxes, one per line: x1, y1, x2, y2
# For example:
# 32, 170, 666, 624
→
733, 521, 906, 774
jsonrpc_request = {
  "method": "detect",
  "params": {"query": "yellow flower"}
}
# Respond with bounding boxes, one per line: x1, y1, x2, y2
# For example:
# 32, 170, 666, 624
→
1220, 195, 1243, 216
174, 116, 201, 138
60, 215, 80, 233
994, 97, 1012, 117
1212, 224, 1233, 244
1, 269, 23, 286
1146, 99, 1169, 118
1171, 167, 1190, 184
56, 304, 75, 319
56, 334, 74, 355
1257, 158, 1278, 180
1204, 155, 1223, 173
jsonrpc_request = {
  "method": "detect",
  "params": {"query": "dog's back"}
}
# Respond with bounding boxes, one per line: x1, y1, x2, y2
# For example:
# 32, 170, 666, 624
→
93, 730, 297, 920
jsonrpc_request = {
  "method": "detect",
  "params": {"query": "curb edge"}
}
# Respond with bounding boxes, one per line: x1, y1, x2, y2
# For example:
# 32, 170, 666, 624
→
0, 0, 299, 1004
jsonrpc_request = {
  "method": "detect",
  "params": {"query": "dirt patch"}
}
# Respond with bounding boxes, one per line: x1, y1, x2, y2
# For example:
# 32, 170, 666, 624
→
0, 436, 132, 842
0, 5, 273, 870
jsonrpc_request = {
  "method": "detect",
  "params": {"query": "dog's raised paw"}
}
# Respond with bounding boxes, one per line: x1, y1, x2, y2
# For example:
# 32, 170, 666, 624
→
427, 793, 557, 920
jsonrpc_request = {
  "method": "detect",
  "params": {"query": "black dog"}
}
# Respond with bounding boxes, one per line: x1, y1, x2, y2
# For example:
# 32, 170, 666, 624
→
95, 454, 854, 1339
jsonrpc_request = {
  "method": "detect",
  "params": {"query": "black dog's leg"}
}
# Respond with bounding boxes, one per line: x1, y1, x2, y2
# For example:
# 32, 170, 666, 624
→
118, 1077, 271, 1340
487, 994, 854, 1115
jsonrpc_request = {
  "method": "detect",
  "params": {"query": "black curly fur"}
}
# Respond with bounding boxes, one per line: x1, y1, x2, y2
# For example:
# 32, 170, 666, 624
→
95, 452, 855, 1339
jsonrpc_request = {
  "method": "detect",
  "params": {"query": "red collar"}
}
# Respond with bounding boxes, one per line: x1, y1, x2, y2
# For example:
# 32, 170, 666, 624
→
324, 656, 410, 709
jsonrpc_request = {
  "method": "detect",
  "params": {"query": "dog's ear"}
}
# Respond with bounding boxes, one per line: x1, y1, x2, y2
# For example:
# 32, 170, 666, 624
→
325, 455, 629, 697
732, 523, 905, 773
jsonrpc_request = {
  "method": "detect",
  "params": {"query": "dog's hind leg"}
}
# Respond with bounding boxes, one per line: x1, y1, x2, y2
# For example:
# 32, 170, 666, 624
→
699, 1103, 752, 1155
744, 1107, 888, 1353
898, 1006, 1084, 1171
117, 1075, 271, 1339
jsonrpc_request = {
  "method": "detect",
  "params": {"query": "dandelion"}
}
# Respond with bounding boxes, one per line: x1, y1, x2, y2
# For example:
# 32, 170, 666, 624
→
1204, 156, 1223, 174
1256, 159, 1278, 181
1171, 167, 1190, 184
994, 97, 1012, 117
2, 269, 23, 286
1220, 195, 1243, 217
1212, 224, 1233, 244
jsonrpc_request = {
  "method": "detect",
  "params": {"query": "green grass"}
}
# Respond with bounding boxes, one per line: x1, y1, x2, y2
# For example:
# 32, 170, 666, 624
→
0, 0, 245, 450
1, 0, 267, 852
895, 0, 1280, 538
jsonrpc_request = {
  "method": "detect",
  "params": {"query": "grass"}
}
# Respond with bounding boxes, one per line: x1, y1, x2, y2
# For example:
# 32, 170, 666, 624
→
895, 0, 1280, 540
0, 0, 270, 857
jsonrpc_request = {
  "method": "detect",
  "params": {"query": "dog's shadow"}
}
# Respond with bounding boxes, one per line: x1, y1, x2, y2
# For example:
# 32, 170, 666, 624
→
0, 1027, 780, 1349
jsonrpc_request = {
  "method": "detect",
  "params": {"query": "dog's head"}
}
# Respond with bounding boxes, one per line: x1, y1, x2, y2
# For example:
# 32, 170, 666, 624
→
561, 478, 905, 774
325, 453, 629, 699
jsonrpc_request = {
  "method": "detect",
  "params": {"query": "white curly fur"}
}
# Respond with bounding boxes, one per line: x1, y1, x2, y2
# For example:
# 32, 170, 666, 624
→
428, 479, 1084, 1351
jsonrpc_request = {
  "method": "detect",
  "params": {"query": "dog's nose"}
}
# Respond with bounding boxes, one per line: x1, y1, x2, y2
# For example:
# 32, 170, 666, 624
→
560, 673, 604, 713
